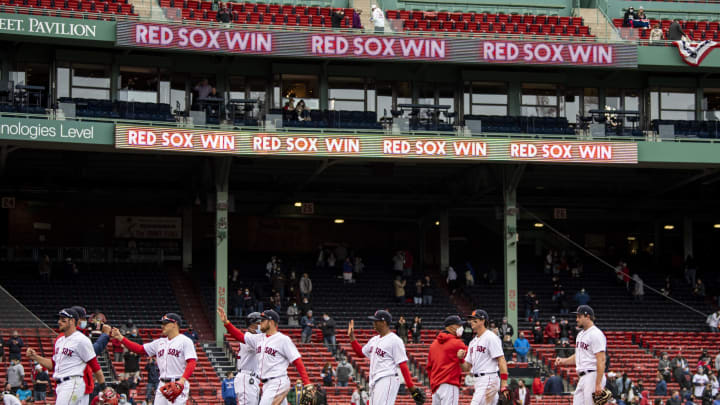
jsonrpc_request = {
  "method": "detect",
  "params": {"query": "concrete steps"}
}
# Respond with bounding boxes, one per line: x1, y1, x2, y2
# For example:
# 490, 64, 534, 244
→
574, 8, 622, 42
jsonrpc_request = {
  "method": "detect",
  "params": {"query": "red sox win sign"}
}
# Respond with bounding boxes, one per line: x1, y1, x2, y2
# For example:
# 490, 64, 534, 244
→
116, 22, 638, 67
114, 126, 638, 164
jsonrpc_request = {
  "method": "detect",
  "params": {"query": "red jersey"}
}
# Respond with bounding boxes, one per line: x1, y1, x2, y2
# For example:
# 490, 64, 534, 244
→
427, 331, 467, 393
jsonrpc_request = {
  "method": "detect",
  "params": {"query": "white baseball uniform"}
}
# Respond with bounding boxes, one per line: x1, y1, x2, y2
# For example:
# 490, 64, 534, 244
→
3, 394, 22, 405
573, 325, 607, 405
464, 330, 503, 405
143, 334, 198, 405
53, 331, 97, 405
235, 332, 263, 405
693, 373, 709, 398
361, 332, 408, 405
432, 384, 459, 405
256, 332, 302, 405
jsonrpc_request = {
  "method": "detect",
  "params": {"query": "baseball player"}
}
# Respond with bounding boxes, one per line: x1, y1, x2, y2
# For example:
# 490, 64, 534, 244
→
219, 308, 313, 405
554, 305, 607, 405
0, 390, 22, 405
347, 310, 422, 404
26, 308, 107, 405
90, 387, 119, 405
461, 309, 508, 405
72, 305, 112, 404
427, 315, 468, 405
111, 313, 197, 405
217, 307, 263, 405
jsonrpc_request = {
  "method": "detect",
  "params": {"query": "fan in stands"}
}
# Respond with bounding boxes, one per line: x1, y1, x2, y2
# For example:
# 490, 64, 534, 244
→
217, 307, 262, 405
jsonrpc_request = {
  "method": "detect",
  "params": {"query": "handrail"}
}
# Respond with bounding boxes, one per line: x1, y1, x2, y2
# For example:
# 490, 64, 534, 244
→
4, 111, 720, 144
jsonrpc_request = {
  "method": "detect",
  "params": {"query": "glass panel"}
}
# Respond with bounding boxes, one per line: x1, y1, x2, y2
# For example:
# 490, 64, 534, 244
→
522, 83, 557, 117
662, 110, 695, 120
367, 89, 376, 112
71, 64, 110, 100
375, 81, 392, 120
521, 106, 557, 117
470, 81, 507, 116
57, 67, 70, 98
473, 105, 508, 115
583, 88, 598, 115
282, 74, 318, 109
560, 90, 580, 123
329, 76, 365, 112
650, 91, 659, 120
439, 86, 454, 113
659, 88, 695, 120
703, 88, 720, 120
624, 90, 640, 126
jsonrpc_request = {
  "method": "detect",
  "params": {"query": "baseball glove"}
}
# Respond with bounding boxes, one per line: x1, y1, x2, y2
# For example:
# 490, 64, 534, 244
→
298, 384, 318, 405
160, 382, 184, 403
592, 388, 613, 405
99, 387, 118, 405
410, 387, 427, 404
497, 387, 512, 405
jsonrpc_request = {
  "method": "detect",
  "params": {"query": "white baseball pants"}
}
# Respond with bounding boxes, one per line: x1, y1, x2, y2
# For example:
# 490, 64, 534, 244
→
432, 384, 459, 405
259, 376, 290, 405
470, 374, 499, 405
573, 372, 606, 405
154, 381, 190, 405
235, 371, 260, 405
55, 377, 86, 405
369, 375, 400, 405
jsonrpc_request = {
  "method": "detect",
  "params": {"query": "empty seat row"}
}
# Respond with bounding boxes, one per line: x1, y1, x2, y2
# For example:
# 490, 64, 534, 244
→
388, 10, 583, 26
0, 0, 134, 14
651, 119, 720, 138
404, 20, 592, 36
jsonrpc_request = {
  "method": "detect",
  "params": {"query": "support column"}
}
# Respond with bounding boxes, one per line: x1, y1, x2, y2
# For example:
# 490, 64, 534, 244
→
110, 61, 119, 102
503, 166, 524, 339
439, 210, 449, 273
508, 82, 521, 116
214, 157, 232, 346
182, 206, 193, 273
319, 62, 329, 111
654, 221, 662, 265
683, 217, 693, 259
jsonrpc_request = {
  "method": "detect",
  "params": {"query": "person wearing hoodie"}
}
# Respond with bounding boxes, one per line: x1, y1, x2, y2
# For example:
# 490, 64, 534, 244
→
427, 315, 468, 404
514, 332, 531, 362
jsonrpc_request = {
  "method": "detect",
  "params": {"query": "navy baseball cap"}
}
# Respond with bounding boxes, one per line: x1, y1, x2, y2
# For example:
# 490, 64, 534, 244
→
159, 313, 182, 324
467, 309, 489, 320
572, 305, 594, 317
71, 306, 87, 320
246, 312, 262, 325
368, 310, 392, 323
443, 315, 464, 327
260, 310, 280, 323
58, 308, 79, 321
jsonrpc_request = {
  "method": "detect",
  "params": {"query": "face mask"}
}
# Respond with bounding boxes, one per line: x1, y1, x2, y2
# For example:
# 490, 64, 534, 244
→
323, 316, 329, 321
256, 325, 261, 334
456, 326, 464, 337
79, 320, 87, 329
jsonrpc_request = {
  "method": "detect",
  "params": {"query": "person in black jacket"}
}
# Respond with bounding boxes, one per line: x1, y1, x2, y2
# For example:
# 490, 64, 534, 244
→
623, 7, 637, 27
216, 6, 231, 23
318, 313, 337, 355
331, 8, 345, 28
668, 19, 686, 41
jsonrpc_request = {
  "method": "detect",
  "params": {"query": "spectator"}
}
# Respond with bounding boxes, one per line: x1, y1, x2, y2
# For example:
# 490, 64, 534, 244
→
403, 250, 414, 278
656, 373, 668, 396
351, 9, 363, 29
608, 372, 621, 399
502, 334, 514, 362
300, 310, 314, 343
343, 258, 354, 284
194, 78, 213, 100
123, 348, 141, 384
694, 367, 710, 398
6, 331, 23, 361
396, 316, 409, 344
555, 288, 569, 314
422, 275, 433, 305
532, 321, 543, 344
300, 297, 312, 316
393, 251, 405, 273
531, 298, 540, 322
622, 7, 637, 27
354, 256, 364, 274
242, 288, 256, 314
673, 350, 689, 384
660, 353, 673, 382
15, 383, 31, 402
410, 316, 422, 344
545, 316, 560, 344
38, 254, 51, 281
321, 362, 335, 387
326, 251, 336, 270
394, 276, 407, 303
413, 280, 423, 305
532, 375, 544, 397
514, 379, 531, 405
559, 318, 573, 344
184, 325, 199, 343
300, 273, 312, 299
216, 6, 231, 23
499, 317, 514, 339
351, 386, 369, 405
574, 288, 591, 306
694, 279, 706, 298
514, 332, 530, 362
633, 275, 645, 301
706, 311, 720, 332
330, 8, 344, 28
33, 365, 48, 402
544, 370, 564, 395
145, 357, 159, 405
318, 313, 337, 355
620, 262, 631, 290
685, 255, 697, 285
698, 349, 711, 374
670, 18, 688, 41
287, 301, 300, 327
710, 374, 719, 397
370, 4, 385, 33
271, 292, 282, 313
222, 371, 236, 405
557, 340, 574, 358
650, 24, 664, 43
335, 356, 353, 387
0, 392, 20, 405
7, 358, 24, 393
633, 7, 649, 28
667, 391, 682, 405
524, 291, 536, 320
232, 289, 244, 318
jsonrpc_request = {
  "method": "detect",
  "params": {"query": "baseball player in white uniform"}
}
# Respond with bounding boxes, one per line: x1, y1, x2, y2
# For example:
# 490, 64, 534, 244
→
461, 309, 508, 405
555, 305, 607, 405
111, 313, 198, 405
0, 390, 22, 405
218, 307, 263, 405
27, 308, 106, 405
348, 310, 421, 405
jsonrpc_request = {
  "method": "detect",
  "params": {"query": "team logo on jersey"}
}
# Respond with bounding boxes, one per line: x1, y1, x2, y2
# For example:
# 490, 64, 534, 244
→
471, 345, 487, 354
55, 347, 74, 357
374, 347, 387, 358
258, 347, 278, 357
576, 341, 590, 350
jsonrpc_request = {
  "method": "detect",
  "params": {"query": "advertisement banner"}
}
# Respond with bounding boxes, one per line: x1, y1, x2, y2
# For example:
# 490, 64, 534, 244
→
115, 125, 639, 164
0, 12, 116, 41
116, 21, 638, 68
0, 117, 115, 145
115, 216, 182, 239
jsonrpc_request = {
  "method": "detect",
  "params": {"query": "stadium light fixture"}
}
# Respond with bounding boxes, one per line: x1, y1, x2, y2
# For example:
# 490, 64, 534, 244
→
663, 225, 674, 230
334, 219, 345, 224
294, 202, 302, 207
627, 236, 636, 241
714, 224, 720, 229
533, 223, 544, 228
435, 221, 440, 226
